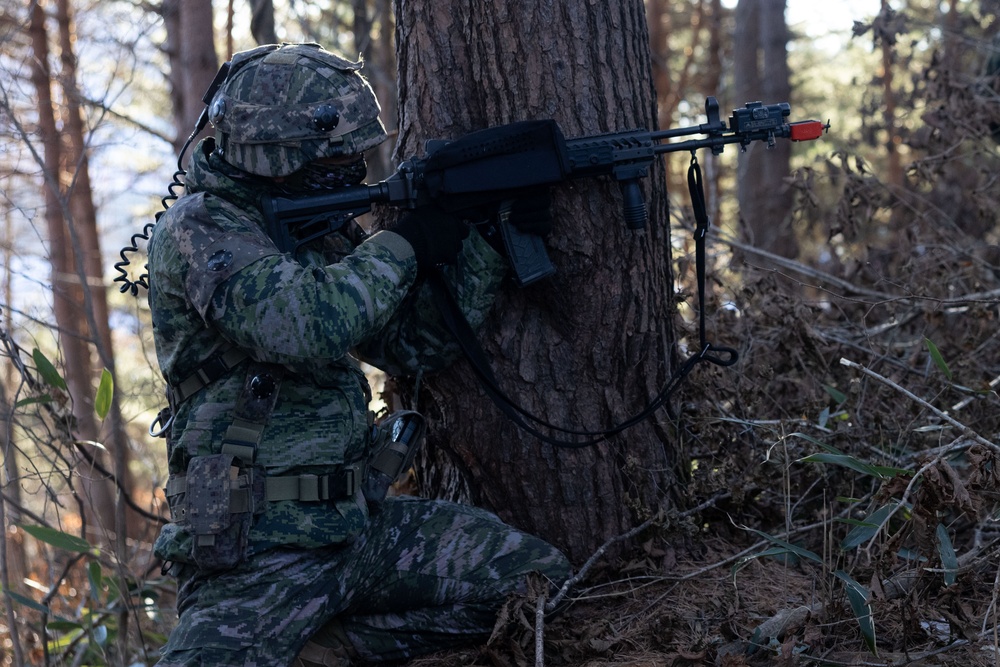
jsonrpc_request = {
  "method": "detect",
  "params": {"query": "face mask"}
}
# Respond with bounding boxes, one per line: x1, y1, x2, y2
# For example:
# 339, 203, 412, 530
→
275, 158, 368, 194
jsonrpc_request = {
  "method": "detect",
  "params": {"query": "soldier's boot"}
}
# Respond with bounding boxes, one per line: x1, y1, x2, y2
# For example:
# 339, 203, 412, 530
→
293, 618, 358, 667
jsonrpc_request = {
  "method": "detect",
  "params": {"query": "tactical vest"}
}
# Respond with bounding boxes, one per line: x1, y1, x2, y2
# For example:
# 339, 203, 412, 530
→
150, 193, 372, 570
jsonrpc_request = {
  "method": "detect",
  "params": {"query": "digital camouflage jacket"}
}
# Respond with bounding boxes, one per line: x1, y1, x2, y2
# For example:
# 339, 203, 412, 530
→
148, 138, 507, 561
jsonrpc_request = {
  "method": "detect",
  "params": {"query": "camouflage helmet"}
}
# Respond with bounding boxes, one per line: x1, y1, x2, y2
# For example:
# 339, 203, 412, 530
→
208, 43, 387, 177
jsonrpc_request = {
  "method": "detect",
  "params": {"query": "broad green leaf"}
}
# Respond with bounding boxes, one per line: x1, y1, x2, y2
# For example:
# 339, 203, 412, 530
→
5, 589, 50, 614
799, 453, 911, 479
924, 338, 953, 380
823, 384, 848, 404
837, 517, 877, 527
32, 348, 67, 390
834, 570, 877, 655
818, 406, 830, 429
732, 546, 794, 578
936, 524, 958, 587
896, 547, 928, 563
19, 524, 96, 554
842, 504, 898, 550
103, 574, 123, 605
15, 394, 53, 408
740, 526, 823, 565
788, 432, 841, 454
47, 620, 84, 633
94, 368, 113, 420
88, 561, 103, 604
47, 626, 84, 651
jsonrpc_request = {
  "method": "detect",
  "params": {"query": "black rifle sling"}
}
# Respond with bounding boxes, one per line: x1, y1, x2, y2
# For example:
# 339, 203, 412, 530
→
427, 270, 708, 448
426, 155, 737, 448
427, 270, 638, 448
687, 154, 739, 367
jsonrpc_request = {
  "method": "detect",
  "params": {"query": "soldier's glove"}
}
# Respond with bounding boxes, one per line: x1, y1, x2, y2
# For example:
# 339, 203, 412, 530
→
477, 190, 554, 256
391, 206, 470, 274
506, 190, 553, 238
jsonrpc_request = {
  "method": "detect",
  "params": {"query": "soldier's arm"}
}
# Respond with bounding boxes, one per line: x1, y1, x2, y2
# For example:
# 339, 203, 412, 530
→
353, 229, 507, 376
203, 230, 420, 366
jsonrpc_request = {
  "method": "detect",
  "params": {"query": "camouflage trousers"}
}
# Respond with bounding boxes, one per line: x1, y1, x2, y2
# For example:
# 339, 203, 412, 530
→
156, 496, 571, 666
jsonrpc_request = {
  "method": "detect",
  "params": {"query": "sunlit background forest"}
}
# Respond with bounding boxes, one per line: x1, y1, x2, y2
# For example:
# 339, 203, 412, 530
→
3, 0, 1000, 665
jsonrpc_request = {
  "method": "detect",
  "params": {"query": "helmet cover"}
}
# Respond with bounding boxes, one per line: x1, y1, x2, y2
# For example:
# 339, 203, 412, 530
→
209, 43, 387, 177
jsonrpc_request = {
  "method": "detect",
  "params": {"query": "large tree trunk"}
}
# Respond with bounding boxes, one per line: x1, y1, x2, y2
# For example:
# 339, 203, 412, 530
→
28, 0, 120, 547
56, 0, 143, 549
248, 0, 278, 45
391, 0, 679, 564
163, 0, 218, 154
355, 0, 397, 181
647, 0, 707, 192
734, 0, 797, 260
759, 0, 793, 248
0, 383, 27, 667
880, 0, 903, 192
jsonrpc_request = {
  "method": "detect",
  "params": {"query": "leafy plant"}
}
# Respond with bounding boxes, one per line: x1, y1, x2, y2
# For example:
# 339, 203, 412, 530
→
923, 337, 952, 381
9, 524, 131, 665
734, 525, 878, 655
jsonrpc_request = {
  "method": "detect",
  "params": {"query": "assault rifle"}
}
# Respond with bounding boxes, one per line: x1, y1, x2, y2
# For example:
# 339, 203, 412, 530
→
261, 97, 827, 286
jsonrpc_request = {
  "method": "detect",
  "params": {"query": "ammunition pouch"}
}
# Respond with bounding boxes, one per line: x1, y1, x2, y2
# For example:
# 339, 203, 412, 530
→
161, 358, 282, 572
163, 457, 363, 571
183, 453, 263, 571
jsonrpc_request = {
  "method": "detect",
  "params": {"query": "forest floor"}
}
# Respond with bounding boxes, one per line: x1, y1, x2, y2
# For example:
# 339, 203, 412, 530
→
408, 527, 999, 667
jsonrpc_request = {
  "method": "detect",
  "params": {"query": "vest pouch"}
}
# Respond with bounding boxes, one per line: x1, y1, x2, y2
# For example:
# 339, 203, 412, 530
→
153, 522, 195, 576
185, 453, 259, 571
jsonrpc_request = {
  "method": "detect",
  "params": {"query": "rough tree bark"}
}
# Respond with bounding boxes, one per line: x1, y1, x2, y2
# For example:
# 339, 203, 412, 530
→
879, 0, 903, 192
353, 0, 397, 181
0, 382, 27, 667
248, 0, 278, 45
390, 0, 679, 563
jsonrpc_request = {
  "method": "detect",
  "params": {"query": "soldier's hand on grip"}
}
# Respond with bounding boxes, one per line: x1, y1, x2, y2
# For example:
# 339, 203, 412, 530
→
507, 189, 553, 238
391, 205, 470, 274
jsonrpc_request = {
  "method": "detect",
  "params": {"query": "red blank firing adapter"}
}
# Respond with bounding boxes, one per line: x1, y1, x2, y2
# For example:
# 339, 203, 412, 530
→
789, 120, 830, 142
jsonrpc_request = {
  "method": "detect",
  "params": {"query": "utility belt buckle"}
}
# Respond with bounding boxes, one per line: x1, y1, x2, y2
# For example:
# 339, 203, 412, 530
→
197, 350, 239, 386
299, 463, 364, 504
338, 462, 363, 501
